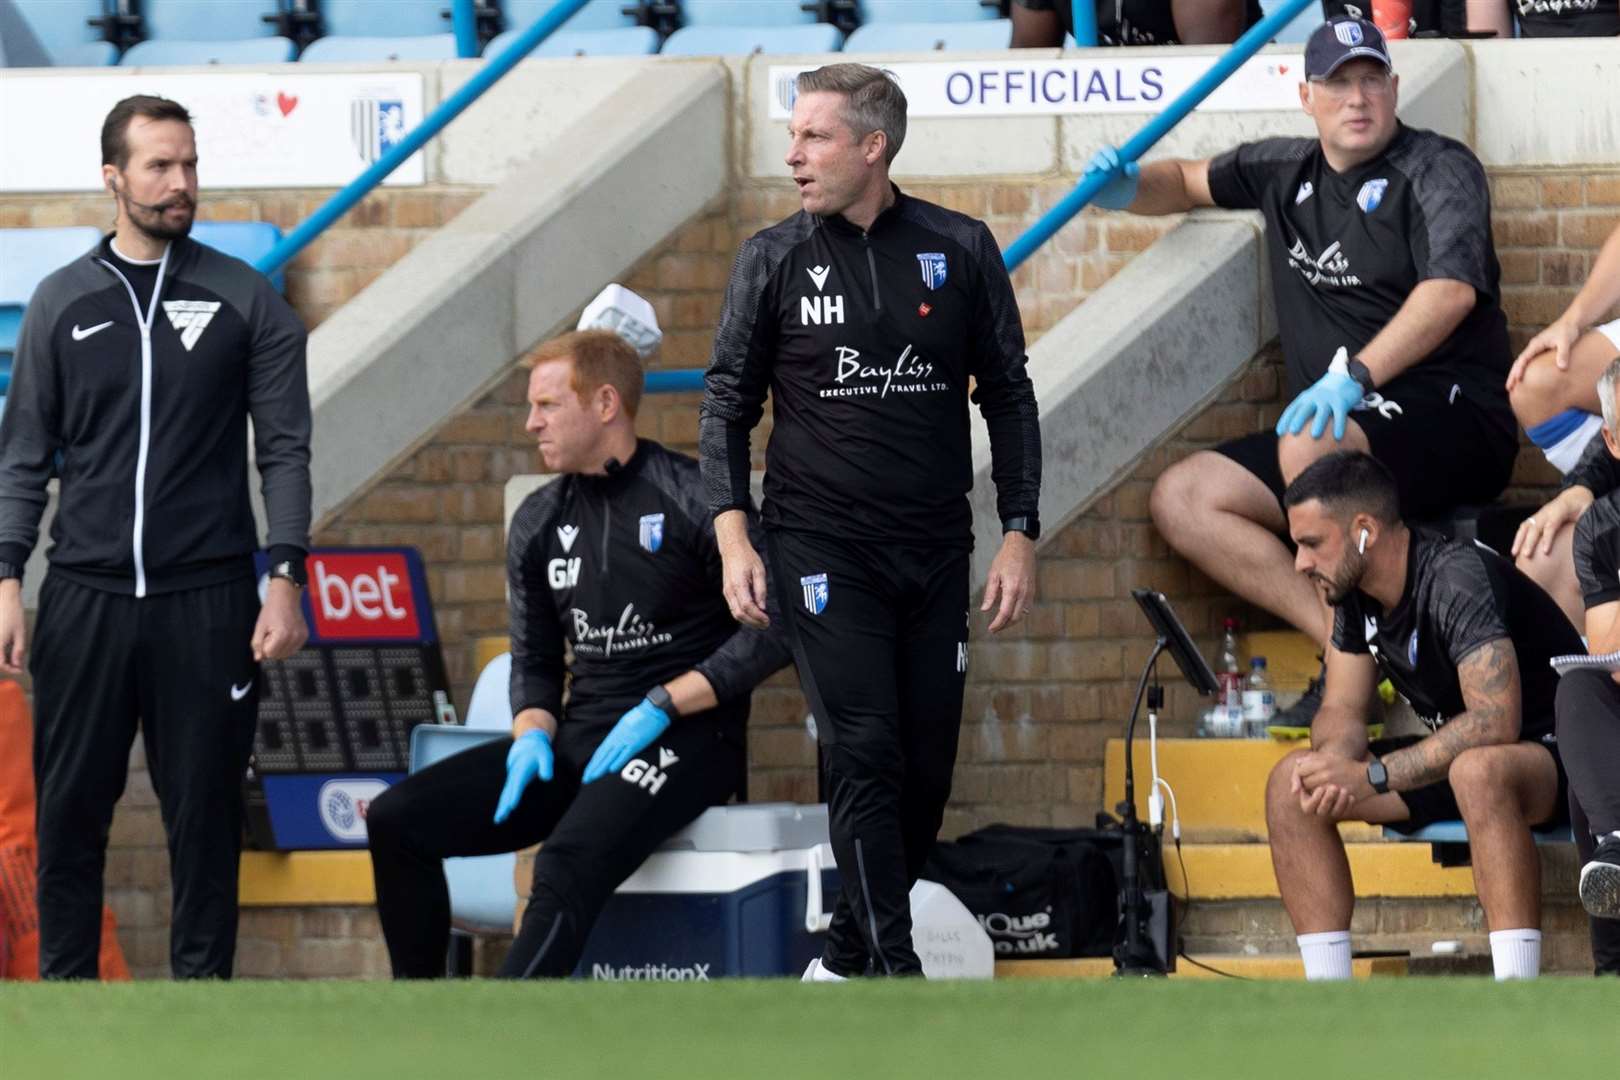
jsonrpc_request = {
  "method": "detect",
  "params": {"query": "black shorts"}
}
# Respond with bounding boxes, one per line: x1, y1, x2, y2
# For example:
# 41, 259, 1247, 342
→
1376, 734, 1571, 834
1215, 382, 1517, 519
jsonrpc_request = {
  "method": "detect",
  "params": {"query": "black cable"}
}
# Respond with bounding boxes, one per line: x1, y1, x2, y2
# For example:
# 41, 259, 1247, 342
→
1171, 836, 1251, 980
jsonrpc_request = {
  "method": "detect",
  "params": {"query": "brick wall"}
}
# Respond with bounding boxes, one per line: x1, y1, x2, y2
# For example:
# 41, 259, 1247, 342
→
11, 168, 1614, 976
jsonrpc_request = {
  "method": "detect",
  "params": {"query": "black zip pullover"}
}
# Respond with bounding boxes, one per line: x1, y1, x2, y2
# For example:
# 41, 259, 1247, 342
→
699, 187, 1041, 548
0, 234, 310, 595
506, 439, 789, 730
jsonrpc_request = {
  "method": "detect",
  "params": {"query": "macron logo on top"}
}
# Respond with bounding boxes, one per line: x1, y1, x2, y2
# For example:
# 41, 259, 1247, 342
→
162, 300, 221, 352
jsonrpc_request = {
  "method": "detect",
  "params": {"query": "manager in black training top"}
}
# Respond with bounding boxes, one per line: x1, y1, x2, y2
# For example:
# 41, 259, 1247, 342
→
1271, 452, 1579, 981
700, 63, 1042, 979
1088, 16, 1519, 729
367, 329, 788, 979
0, 95, 312, 979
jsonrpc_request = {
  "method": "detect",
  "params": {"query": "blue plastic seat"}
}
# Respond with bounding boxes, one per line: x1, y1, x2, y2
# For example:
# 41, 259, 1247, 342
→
407, 653, 516, 933
138, 0, 282, 40
844, 18, 1011, 53
485, 25, 660, 57
858, 0, 1001, 22
190, 221, 286, 293
8, 1, 117, 66
300, 34, 459, 62
661, 23, 844, 55
1, 227, 100, 392
504, 0, 638, 32
1260, 0, 1325, 43
120, 37, 296, 66
316, 0, 449, 37
679, 1, 815, 27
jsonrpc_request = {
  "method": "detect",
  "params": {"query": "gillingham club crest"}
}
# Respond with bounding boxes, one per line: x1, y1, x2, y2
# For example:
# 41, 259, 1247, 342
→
801, 573, 829, 615
638, 513, 664, 553
1357, 178, 1389, 214
916, 252, 948, 290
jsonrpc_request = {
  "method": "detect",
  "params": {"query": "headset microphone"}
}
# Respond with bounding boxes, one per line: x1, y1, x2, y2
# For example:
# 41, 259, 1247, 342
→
108, 175, 187, 216
1358, 528, 1369, 555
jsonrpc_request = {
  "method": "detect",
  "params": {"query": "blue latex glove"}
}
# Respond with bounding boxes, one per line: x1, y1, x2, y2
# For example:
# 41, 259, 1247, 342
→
1275, 350, 1367, 440
582, 698, 672, 784
493, 730, 554, 825
1087, 145, 1141, 211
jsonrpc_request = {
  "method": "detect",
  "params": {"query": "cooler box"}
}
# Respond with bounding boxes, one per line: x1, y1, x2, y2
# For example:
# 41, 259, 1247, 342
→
576, 802, 839, 980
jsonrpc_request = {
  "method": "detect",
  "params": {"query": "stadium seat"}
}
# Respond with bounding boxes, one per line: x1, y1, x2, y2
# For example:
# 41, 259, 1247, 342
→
484, 25, 660, 57
190, 221, 287, 293
299, 34, 459, 62
407, 654, 516, 935
6, 1, 118, 67
316, 0, 450, 37
119, 37, 296, 66
137, 0, 281, 41
0, 226, 100, 400
504, 0, 638, 32
858, 0, 1002, 22
844, 18, 1012, 52
660, 23, 844, 56
1260, 0, 1324, 43
679, 1, 816, 26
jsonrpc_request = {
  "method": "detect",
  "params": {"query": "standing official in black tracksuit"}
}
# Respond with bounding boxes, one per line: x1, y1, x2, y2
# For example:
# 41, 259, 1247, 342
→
0, 96, 312, 979
366, 329, 789, 979
701, 64, 1042, 978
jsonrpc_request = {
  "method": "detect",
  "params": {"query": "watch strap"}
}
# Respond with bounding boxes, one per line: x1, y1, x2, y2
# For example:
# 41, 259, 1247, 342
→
645, 684, 678, 719
1002, 515, 1041, 541
1367, 756, 1390, 795
1346, 357, 1376, 394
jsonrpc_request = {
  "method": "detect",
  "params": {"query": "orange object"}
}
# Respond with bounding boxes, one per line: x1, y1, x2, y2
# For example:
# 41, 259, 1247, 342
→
0, 680, 130, 980
1372, 0, 1413, 38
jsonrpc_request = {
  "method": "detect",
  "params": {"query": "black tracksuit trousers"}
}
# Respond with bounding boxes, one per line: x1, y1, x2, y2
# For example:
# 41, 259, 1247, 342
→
365, 713, 744, 978
31, 575, 260, 979
768, 530, 969, 977
1554, 668, 1620, 974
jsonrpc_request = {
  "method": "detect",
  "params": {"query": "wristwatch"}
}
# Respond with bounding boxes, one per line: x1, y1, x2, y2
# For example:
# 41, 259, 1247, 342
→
1346, 356, 1376, 395
1367, 756, 1390, 795
645, 684, 679, 718
1002, 516, 1041, 542
269, 559, 307, 590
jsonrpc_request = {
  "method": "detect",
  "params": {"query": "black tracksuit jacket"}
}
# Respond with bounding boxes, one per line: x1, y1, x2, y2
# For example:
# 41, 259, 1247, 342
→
0, 234, 311, 594
698, 187, 1041, 548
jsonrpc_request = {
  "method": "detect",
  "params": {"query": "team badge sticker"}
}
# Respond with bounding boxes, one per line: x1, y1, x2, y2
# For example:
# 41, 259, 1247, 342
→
1335, 22, 1364, 46
801, 573, 829, 615
1407, 630, 1419, 667
1357, 178, 1389, 214
916, 252, 948, 290
638, 513, 664, 553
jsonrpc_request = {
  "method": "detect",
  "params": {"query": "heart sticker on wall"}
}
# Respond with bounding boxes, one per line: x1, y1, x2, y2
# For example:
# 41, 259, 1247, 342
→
276, 92, 298, 117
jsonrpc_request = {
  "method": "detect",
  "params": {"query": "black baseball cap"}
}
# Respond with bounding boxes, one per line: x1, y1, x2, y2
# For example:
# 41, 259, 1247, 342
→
1305, 17, 1393, 80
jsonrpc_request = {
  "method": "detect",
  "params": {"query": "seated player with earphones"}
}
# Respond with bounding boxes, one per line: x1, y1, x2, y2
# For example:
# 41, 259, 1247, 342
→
1269, 451, 1581, 981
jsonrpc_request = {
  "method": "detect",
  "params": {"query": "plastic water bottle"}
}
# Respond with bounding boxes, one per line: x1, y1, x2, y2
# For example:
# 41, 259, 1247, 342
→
1243, 657, 1276, 739
1372, 0, 1413, 38
1212, 618, 1245, 738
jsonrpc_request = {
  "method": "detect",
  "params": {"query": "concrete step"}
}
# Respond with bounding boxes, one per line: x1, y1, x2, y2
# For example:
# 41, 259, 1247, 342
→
995, 954, 1407, 980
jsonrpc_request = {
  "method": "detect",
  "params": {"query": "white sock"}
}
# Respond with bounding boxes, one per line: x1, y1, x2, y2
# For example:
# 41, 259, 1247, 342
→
1297, 930, 1352, 981
1542, 412, 1603, 473
1489, 929, 1541, 981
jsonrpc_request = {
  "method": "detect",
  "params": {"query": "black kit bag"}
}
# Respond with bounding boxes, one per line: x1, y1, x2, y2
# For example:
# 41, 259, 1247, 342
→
922, 823, 1121, 959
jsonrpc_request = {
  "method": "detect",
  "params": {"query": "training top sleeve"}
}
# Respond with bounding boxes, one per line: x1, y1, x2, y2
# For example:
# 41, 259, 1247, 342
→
1574, 495, 1620, 610
690, 504, 792, 704
699, 238, 779, 518
1206, 137, 1313, 211
1562, 431, 1620, 499
967, 220, 1042, 523
1430, 546, 1511, 666
1404, 137, 1495, 297
506, 487, 568, 719
1329, 599, 1369, 655
245, 274, 313, 564
0, 271, 67, 569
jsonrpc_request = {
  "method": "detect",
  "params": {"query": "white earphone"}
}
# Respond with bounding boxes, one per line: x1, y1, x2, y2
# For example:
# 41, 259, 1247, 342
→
1358, 528, 1369, 555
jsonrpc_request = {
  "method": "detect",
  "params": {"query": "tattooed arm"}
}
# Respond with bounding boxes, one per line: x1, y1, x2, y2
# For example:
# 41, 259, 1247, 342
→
1381, 638, 1521, 791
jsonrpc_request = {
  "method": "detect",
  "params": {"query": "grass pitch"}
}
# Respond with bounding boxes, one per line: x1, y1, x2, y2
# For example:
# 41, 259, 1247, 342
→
3, 977, 1611, 1080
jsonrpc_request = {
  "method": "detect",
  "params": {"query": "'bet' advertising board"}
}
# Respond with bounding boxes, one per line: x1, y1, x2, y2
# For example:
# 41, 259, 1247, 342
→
243, 547, 454, 851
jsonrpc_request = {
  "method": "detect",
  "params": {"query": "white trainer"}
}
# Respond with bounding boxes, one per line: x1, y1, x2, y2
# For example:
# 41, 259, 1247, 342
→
801, 957, 848, 983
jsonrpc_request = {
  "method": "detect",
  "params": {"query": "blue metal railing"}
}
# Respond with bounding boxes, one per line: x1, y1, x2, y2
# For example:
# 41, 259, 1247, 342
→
1003, 0, 1314, 271
254, 0, 590, 277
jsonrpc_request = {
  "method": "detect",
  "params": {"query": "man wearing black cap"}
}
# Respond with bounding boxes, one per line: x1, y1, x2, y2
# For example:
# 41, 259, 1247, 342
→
1087, 16, 1518, 728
